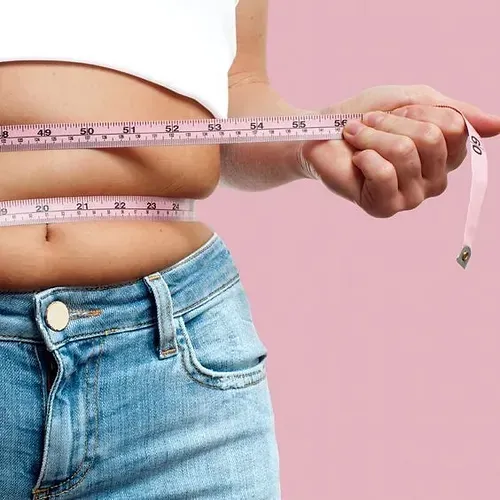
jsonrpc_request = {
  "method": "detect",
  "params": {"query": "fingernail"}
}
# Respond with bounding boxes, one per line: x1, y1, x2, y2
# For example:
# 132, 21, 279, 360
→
363, 111, 384, 127
344, 120, 364, 136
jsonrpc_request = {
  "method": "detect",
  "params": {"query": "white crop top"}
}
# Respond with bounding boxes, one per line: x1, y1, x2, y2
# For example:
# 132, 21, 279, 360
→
1, 0, 240, 118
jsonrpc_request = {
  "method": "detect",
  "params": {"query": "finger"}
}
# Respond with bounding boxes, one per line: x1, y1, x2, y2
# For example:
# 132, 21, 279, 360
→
397, 85, 500, 137
336, 84, 500, 138
361, 110, 447, 180
402, 87, 500, 138
391, 105, 467, 171
351, 149, 401, 217
343, 120, 422, 190
436, 98, 500, 138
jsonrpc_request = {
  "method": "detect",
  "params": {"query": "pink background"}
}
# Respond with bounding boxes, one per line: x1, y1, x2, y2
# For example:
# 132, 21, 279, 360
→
202, 1, 500, 499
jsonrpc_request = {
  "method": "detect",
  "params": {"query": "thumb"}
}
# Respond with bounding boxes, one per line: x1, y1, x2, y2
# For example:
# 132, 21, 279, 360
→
435, 97, 500, 138
332, 85, 500, 138
302, 138, 363, 203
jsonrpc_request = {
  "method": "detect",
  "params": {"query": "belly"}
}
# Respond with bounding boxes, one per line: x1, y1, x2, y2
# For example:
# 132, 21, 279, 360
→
0, 62, 220, 291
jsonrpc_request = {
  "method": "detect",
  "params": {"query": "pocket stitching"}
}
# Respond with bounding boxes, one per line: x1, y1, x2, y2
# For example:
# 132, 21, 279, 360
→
177, 316, 267, 390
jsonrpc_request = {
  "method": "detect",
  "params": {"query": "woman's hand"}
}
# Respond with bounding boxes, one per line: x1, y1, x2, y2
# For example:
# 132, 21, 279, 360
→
300, 85, 500, 218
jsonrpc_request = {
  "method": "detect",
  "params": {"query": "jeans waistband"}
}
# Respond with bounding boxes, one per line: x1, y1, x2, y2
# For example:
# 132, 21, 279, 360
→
0, 233, 239, 345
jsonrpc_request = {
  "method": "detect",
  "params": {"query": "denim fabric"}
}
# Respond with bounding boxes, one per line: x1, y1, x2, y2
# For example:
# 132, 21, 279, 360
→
0, 234, 280, 499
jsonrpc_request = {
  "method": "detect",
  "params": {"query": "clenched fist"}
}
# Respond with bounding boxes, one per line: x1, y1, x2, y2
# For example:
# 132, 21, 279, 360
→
300, 85, 500, 217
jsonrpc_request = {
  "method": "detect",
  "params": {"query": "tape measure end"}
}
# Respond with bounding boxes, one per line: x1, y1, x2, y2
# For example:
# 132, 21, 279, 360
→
456, 245, 471, 270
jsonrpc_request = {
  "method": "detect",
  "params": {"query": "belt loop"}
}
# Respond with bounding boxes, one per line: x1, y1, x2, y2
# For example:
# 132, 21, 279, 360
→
143, 272, 178, 360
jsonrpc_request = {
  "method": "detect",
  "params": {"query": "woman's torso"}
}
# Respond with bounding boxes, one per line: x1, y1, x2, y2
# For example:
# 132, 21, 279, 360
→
0, 1, 238, 291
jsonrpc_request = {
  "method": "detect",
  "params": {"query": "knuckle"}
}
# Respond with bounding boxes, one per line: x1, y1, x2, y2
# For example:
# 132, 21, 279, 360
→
356, 151, 397, 182
383, 199, 401, 218
447, 112, 465, 136
421, 123, 443, 146
367, 158, 395, 183
457, 147, 468, 165
437, 152, 449, 170
371, 202, 397, 218
448, 147, 467, 170
407, 199, 422, 211
375, 164, 395, 183
405, 191, 425, 210
428, 177, 448, 197
367, 111, 387, 128
382, 205, 398, 218
371, 170, 396, 192
357, 125, 374, 142
402, 105, 421, 120
356, 149, 378, 163
393, 137, 416, 159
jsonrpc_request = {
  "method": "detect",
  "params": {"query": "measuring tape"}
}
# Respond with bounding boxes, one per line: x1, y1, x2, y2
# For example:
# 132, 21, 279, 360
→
0, 111, 488, 268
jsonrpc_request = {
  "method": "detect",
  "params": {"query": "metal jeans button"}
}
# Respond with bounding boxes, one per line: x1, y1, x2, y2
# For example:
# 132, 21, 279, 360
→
46, 301, 70, 331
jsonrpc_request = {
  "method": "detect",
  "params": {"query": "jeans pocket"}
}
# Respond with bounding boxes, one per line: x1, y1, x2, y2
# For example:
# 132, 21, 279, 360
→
175, 277, 268, 390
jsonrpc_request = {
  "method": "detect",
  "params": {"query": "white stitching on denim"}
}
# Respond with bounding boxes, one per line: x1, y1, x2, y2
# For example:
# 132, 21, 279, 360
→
33, 336, 105, 497
173, 274, 240, 318
32, 348, 64, 494
33, 354, 90, 496
33, 346, 48, 410
176, 317, 267, 391
0, 336, 43, 344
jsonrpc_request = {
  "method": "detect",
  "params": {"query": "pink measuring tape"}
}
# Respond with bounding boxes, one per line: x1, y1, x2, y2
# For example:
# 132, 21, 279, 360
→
0, 111, 488, 269
437, 107, 488, 270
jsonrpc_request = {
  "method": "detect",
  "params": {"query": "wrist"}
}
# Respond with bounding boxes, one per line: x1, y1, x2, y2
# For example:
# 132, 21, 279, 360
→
296, 141, 321, 181
295, 103, 346, 181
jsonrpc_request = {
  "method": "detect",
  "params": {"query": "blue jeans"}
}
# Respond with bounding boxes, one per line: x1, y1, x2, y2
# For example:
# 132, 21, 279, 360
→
0, 234, 281, 499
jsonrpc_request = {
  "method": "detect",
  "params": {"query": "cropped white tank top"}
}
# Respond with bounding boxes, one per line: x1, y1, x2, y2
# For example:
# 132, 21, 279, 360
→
0, 0, 240, 118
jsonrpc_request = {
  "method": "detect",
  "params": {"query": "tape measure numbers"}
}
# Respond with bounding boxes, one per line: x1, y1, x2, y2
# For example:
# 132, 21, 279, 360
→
0, 196, 195, 227
0, 114, 358, 151
0, 114, 356, 228
0, 112, 488, 268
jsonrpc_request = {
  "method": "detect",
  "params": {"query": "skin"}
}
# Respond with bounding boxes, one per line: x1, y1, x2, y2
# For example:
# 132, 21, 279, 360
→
302, 85, 500, 217
1, 0, 499, 291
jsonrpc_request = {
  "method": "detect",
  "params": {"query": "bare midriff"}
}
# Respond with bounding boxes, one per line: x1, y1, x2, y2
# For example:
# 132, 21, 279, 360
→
0, 62, 219, 291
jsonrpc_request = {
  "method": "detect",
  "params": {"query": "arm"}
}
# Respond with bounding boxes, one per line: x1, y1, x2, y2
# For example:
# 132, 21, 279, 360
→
221, 0, 316, 191
224, 0, 500, 221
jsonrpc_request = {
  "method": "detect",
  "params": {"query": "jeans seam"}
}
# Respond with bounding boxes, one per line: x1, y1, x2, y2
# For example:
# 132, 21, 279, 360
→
41, 321, 154, 350
34, 356, 90, 496
0, 271, 238, 347
34, 336, 105, 498
0, 336, 43, 344
173, 274, 240, 318
33, 349, 65, 494
23, 271, 237, 349
33, 346, 48, 412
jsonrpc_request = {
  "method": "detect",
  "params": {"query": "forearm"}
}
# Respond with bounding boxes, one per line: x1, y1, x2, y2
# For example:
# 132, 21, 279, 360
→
220, 81, 319, 191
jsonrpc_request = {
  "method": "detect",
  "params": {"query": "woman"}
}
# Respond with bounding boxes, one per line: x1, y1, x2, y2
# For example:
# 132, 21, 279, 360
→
1, 0, 499, 498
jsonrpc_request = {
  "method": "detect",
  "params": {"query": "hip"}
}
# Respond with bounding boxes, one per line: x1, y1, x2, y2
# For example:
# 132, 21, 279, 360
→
0, 233, 280, 499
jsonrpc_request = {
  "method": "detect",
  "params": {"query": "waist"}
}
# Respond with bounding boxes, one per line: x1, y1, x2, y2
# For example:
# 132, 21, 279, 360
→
0, 145, 221, 290
0, 61, 223, 290
0, 142, 220, 290
0, 233, 237, 342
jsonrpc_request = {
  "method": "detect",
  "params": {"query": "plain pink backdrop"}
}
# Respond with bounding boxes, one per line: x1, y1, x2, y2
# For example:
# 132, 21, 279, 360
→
202, 1, 500, 499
